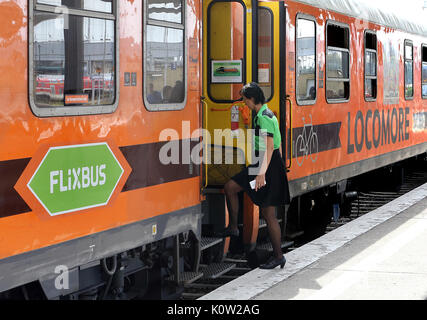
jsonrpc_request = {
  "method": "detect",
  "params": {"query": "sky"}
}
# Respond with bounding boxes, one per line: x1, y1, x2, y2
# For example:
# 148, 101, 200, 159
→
358, 0, 427, 25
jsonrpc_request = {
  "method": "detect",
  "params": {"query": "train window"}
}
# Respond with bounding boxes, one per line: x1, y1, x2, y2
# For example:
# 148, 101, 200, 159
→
296, 15, 316, 105
404, 40, 414, 99
147, 0, 182, 24
208, 1, 245, 102
364, 31, 377, 101
36, 0, 113, 13
258, 8, 273, 102
422, 45, 427, 99
144, 0, 186, 111
326, 22, 350, 103
29, 0, 118, 117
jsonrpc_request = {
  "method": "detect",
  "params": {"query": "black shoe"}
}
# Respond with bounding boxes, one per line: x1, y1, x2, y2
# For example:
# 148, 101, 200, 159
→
259, 255, 286, 269
216, 227, 239, 238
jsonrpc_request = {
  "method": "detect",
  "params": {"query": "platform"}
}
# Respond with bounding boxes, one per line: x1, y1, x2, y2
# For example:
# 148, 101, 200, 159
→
200, 183, 427, 300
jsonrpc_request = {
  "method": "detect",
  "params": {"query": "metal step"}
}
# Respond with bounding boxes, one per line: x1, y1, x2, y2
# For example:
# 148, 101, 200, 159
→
285, 230, 304, 240
259, 218, 282, 229
256, 240, 294, 252
201, 237, 223, 251
181, 292, 205, 300
165, 272, 204, 285
199, 263, 236, 280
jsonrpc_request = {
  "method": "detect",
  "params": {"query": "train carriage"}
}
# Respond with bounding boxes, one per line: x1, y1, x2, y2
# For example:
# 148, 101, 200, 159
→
0, 0, 425, 299
1, 0, 203, 299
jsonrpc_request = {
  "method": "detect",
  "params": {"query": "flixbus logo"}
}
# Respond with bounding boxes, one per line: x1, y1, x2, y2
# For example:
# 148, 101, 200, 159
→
16, 142, 131, 217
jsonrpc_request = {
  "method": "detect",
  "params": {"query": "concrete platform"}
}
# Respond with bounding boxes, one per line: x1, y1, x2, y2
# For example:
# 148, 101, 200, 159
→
200, 183, 427, 300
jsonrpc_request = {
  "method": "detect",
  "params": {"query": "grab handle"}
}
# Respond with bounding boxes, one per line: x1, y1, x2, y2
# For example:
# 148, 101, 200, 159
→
286, 95, 293, 170
201, 97, 209, 188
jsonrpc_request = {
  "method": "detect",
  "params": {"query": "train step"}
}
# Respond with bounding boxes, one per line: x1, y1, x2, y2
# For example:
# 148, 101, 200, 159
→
285, 230, 304, 240
201, 237, 223, 251
165, 272, 204, 285
181, 292, 205, 300
256, 240, 294, 252
180, 237, 223, 251
258, 218, 282, 229
199, 263, 236, 280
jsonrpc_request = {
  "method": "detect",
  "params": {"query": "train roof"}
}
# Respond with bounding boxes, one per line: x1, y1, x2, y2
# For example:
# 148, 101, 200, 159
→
291, 0, 427, 37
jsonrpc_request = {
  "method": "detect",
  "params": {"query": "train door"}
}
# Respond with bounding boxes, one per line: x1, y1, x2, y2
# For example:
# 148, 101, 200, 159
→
202, 0, 288, 257
257, 1, 286, 164
202, 0, 252, 188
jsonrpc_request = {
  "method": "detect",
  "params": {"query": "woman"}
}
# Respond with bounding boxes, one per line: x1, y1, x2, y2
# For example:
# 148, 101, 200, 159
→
218, 82, 290, 269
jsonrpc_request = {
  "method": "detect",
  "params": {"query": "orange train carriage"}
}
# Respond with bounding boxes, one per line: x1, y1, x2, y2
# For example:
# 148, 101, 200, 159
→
0, 0, 425, 299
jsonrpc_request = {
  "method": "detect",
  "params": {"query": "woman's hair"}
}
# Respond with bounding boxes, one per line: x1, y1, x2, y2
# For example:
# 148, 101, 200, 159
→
240, 82, 265, 105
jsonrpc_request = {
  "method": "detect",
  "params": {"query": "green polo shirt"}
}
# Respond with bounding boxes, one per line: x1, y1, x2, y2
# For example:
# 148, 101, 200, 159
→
254, 104, 281, 151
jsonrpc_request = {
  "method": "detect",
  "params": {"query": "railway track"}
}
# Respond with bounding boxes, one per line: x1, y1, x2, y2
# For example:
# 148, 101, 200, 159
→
181, 164, 427, 300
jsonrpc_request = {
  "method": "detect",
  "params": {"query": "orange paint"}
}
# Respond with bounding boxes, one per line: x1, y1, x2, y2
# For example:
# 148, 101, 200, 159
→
0, 0, 203, 261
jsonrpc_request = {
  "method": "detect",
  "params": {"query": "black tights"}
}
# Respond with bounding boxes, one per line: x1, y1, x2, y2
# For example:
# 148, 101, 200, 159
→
224, 180, 283, 259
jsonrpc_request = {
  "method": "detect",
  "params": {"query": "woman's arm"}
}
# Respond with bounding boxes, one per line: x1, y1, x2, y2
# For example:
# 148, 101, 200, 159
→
255, 136, 274, 191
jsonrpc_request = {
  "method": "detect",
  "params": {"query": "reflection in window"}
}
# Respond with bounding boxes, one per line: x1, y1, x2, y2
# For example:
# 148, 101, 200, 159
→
326, 23, 350, 101
365, 51, 376, 76
146, 25, 184, 104
296, 18, 316, 103
365, 32, 377, 100
36, 0, 113, 14
422, 46, 427, 98
33, 12, 115, 107
404, 41, 413, 99
258, 8, 273, 101
145, 0, 185, 109
423, 65, 427, 97
148, 0, 182, 24
327, 50, 349, 78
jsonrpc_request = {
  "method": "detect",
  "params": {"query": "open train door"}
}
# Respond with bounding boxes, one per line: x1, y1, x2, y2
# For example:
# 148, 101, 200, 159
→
253, 0, 292, 259
202, 0, 289, 260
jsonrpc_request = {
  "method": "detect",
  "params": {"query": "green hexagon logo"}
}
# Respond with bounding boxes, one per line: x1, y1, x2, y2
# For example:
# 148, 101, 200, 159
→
28, 143, 124, 216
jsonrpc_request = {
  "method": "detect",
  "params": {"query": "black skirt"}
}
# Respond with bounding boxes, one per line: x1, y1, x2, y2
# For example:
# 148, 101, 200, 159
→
231, 149, 290, 208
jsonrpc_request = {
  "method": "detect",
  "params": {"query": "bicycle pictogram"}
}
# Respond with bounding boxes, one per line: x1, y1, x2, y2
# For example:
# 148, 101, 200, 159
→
295, 114, 319, 167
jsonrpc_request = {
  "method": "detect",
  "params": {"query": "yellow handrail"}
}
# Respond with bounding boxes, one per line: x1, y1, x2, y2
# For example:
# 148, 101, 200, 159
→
201, 97, 209, 188
286, 95, 293, 170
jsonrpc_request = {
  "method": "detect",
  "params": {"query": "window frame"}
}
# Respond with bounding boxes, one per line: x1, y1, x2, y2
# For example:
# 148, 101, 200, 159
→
421, 44, 427, 99
404, 39, 414, 100
143, 0, 187, 111
28, 0, 120, 117
364, 30, 377, 102
325, 20, 351, 104
258, 6, 274, 103
295, 13, 317, 106
207, 0, 247, 104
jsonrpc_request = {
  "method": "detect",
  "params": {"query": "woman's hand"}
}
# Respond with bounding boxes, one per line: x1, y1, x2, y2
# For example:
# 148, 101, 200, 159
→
255, 173, 266, 192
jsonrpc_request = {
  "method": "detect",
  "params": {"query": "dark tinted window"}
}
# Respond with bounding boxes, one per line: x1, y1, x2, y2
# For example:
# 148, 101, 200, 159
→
422, 46, 427, 98
365, 32, 377, 100
326, 23, 350, 102
404, 41, 413, 99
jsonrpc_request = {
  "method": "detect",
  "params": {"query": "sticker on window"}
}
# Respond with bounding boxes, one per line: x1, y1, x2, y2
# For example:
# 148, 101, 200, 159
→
65, 94, 89, 105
